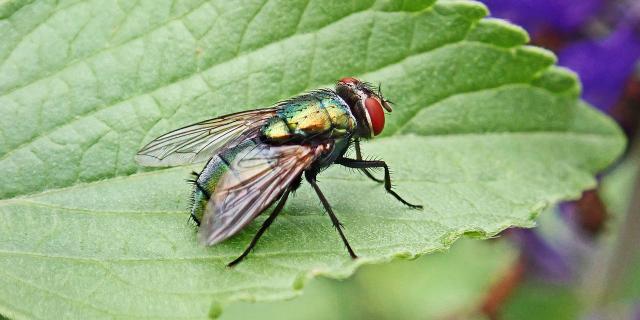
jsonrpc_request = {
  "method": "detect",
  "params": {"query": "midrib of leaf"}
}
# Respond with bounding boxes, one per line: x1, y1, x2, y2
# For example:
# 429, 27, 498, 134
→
0, 127, 616, 204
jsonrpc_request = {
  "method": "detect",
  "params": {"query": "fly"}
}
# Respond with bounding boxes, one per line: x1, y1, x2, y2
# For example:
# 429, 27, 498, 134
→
135, 77, 422, 266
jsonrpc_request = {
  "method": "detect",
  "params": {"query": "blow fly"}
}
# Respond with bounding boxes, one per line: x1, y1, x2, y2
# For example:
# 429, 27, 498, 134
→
136, 78, 422, 266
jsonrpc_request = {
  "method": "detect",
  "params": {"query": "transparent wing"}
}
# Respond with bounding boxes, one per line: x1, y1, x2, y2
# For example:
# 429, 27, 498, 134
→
135, 108, 277, 167
198, 141, 331, 245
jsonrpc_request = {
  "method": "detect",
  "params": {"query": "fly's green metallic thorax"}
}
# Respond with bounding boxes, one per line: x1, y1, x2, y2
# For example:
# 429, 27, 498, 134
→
261, 90, 356, 144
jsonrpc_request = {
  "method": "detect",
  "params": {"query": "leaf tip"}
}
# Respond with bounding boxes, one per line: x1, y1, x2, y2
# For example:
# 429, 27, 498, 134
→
532, 66, 582, 97
435, 0, 488, 21
466, 18, 530, 48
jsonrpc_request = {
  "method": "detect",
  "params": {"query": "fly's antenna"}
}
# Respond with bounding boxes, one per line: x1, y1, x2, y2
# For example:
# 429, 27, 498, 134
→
376, 83, 394, 112
378, 84, 393, 104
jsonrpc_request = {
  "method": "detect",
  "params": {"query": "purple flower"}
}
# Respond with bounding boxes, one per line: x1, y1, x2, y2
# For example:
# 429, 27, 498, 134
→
510, 228, 574, 284
481, 0, 603, 34
482, 0, 640, 111
559, 24, 640, 111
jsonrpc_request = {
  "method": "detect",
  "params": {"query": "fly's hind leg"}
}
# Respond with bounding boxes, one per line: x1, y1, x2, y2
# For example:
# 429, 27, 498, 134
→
188, 214, 201, 227
305, 171, 358, 259
336, 157, 423, 209
228, 188, 292, 267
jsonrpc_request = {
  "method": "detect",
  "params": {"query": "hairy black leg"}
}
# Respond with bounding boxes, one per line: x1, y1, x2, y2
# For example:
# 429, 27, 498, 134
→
228, 188, 291, 267
354, 139, 383, 183
305, 171, 358, 259
188, 215, 201, 227
336, 157, 423, 209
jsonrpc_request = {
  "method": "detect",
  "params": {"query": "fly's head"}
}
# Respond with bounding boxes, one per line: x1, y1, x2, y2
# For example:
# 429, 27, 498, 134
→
335, 77, 392, 138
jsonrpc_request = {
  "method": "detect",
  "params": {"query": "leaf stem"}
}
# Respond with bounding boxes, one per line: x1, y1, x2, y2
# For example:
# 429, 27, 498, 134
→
584, 129, 640, 310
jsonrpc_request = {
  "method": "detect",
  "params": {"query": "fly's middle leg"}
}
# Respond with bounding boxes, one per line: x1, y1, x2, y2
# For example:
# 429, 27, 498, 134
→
305, 171, 358, 259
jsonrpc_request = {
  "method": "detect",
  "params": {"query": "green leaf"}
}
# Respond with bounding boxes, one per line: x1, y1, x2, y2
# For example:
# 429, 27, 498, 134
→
0, 0, 625, 319
502, 159, 640, 320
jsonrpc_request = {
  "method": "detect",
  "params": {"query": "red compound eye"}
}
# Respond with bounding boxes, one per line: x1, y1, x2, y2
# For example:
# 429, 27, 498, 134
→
364, 97, 385, 136
339, 77, 359, 85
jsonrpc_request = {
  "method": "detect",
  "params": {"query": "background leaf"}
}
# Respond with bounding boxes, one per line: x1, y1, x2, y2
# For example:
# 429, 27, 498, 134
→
0, 0, 625, 318
500, 157, 640, 320
220, 239, 516, 320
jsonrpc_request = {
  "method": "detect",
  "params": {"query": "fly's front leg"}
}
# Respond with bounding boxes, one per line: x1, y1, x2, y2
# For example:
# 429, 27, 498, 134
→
353, 138, 383, 183
336, 157, 423, 209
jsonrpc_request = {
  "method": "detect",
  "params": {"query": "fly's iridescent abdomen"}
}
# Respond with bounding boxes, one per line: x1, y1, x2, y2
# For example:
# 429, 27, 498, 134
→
261, 90, 356, 144
190, 140, 254, 224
